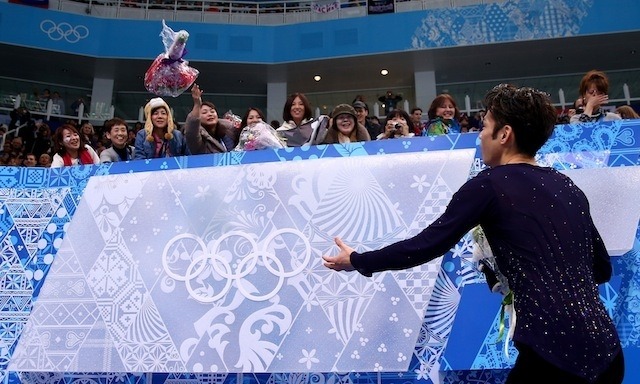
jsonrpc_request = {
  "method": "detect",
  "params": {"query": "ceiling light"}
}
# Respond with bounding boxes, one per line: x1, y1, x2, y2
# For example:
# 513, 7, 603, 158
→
380, 69, 389, 76
314, 75, 321, 81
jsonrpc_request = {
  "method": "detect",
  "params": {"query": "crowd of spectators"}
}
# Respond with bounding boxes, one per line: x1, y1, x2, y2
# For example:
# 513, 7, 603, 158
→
2, 71, 638, 168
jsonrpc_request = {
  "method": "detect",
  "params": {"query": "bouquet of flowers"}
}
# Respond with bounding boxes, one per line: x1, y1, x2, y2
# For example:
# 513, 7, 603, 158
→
234, 122, 286, 151
144, 20, 199, 97
471, 225, 515, 357
223, 110, 242, 130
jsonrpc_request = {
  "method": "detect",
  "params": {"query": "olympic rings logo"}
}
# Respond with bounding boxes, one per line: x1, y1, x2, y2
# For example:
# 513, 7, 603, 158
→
40, 20, 89, 43
162, 230, 312, 303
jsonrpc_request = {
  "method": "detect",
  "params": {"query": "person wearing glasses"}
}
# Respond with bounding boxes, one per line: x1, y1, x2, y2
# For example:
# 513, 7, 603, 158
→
324, 84, 624, 384
570, 70, 621, 124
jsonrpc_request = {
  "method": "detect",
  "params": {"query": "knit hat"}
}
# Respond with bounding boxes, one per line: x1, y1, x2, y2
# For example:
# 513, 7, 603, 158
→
144, 97, 175, 142
331, 104, 357, 120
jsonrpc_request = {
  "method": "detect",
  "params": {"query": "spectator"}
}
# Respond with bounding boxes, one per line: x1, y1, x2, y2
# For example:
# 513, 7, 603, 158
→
9, 137, 25, 159
70, 98, 86, 116
353, 100, 382, 139
51, 91, 66, 116
567, 98, 585, 120
135, 97, 188, 160
424, 94, 461, 136
127, 129, 137, 147
51, 124, 100, 167
615, 105, 639, 119
23, 153, 37, 167
184, 84, 234, 155
377, 109, 414, 140
270, 120, 280, 130
1, 140, 12, 155
100, 118, 135, 162
409, 107, 425, 136
79, 122, 100, 149
30, 122, 54, 158
378, 90, 402, 115
459, 113, 471, 133
8, 154, 24, 166
0, 140, 11, 165
10, 107, 37, 152
322, 104, 371, 144
38, 153, 52, 168
133, 121, 144, 134
240, 107, 266, 128
276, 92, 329, 146
470, 110, 485, 131
39, 88, 51, 103
570, 70, 621, 124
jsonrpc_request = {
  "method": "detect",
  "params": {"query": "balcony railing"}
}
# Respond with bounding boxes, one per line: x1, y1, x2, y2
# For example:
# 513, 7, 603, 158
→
46, 0, 489, 24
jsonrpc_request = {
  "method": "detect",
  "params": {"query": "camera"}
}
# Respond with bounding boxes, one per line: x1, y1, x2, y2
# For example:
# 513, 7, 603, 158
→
390, 122, 402, 132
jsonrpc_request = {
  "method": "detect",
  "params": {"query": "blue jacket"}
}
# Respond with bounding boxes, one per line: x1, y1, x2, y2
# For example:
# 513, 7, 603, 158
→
134, 129, 189, 160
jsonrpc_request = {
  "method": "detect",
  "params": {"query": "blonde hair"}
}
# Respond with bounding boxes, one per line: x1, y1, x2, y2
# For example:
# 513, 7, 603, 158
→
144, 98, 175, 142
615, 105, 639, 119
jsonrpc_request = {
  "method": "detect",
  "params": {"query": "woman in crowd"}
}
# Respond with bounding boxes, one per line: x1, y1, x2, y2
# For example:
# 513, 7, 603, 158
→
134, 97, 189, 159
276, 92, 329, 146
570, 70, 621, 124
80, 121, 99, 149
424, 93, 461, 136
51, 123, 100, 167
322, 104, 371, 144
240, 107, 266, 129
100, 117, 135, 162
615, 105, 639, 119
459, 113, 472, 133
184, 84, 234, 154
376, 109, 414, 140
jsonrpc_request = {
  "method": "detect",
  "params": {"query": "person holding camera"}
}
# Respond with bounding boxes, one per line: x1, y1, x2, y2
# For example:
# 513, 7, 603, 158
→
376, 109, 414, 140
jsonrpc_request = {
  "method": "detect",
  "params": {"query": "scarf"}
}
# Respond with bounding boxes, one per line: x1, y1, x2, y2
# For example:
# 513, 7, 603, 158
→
62, 147, 94, 166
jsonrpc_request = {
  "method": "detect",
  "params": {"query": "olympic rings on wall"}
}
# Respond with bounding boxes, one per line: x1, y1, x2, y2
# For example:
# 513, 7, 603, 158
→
162, 229, 312, 303
40, 19, 89, 43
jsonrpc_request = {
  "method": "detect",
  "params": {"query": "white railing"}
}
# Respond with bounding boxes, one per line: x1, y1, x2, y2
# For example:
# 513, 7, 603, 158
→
49, 0, 372, 24
46, 0, 497, 24
0, 94, 113, 123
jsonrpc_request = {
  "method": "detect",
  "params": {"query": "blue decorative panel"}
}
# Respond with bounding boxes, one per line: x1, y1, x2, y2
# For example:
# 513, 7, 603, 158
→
1, 0, 639, 63
0, 120, 639, 384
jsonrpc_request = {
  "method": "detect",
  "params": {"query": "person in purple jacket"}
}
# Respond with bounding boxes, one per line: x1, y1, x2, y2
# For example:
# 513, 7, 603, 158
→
323, 84, 624, 384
